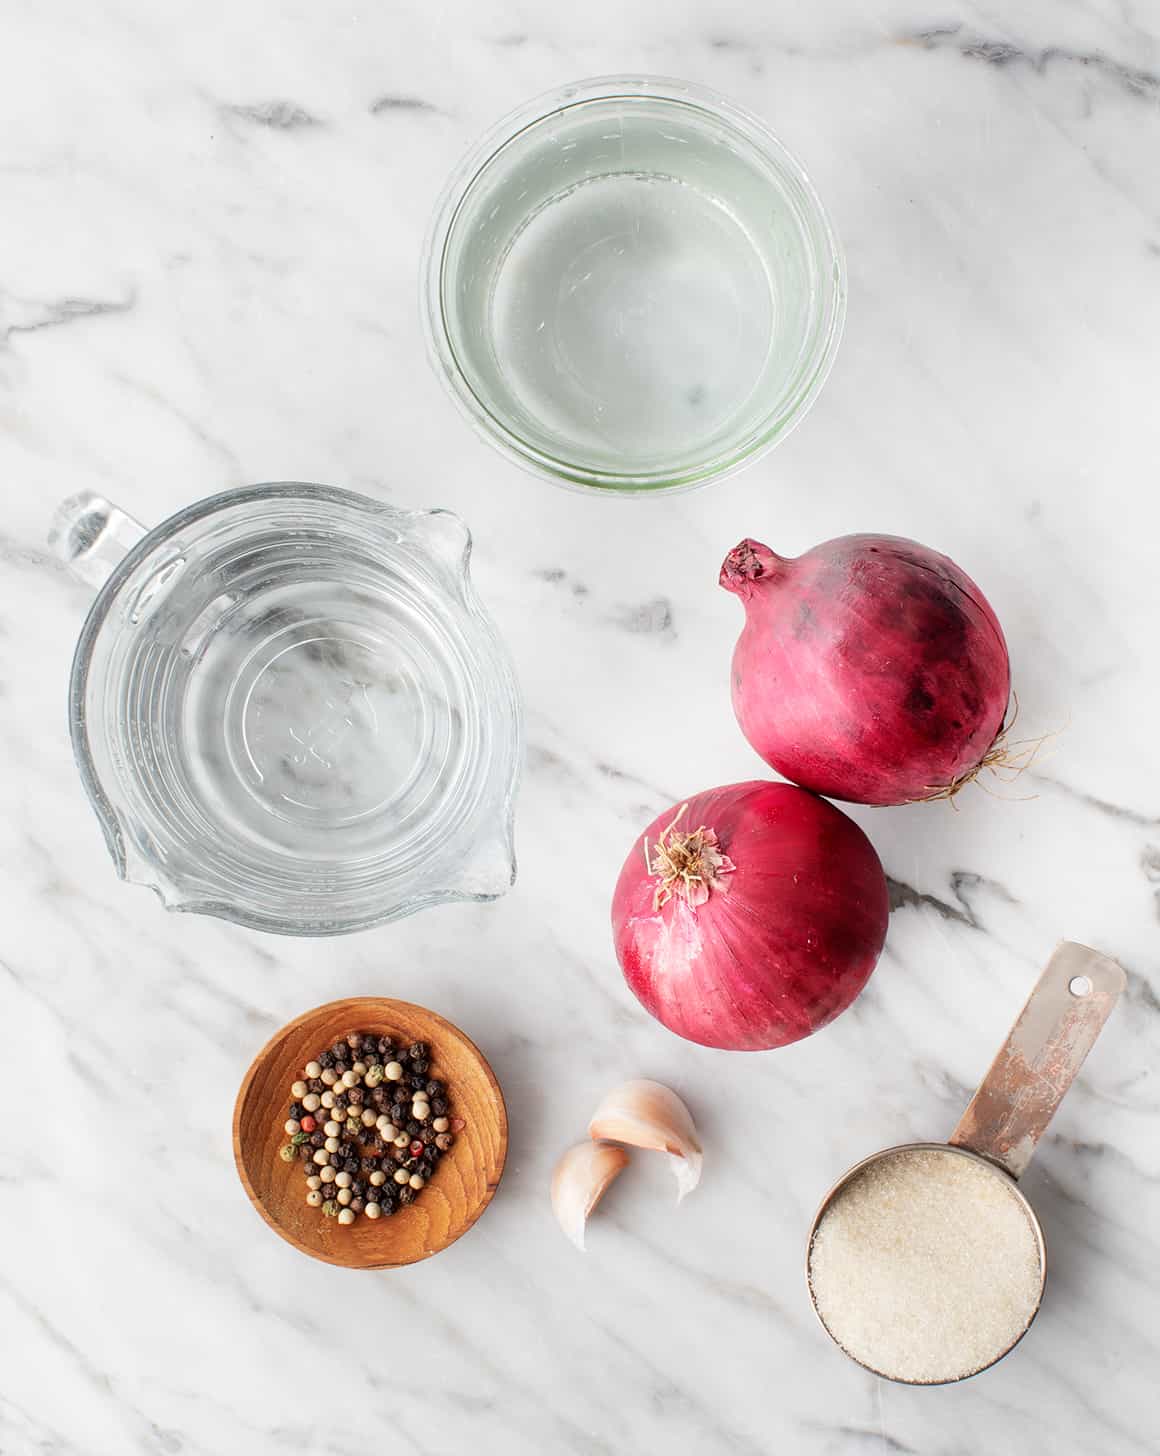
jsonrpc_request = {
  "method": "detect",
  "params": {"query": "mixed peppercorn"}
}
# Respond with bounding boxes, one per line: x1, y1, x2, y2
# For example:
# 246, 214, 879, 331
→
279, 1030, 462, 1227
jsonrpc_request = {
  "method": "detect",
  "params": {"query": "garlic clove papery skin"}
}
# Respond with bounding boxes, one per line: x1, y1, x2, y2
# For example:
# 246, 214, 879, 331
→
587, 1080, 702, 1202
551, 1140, 631, 1252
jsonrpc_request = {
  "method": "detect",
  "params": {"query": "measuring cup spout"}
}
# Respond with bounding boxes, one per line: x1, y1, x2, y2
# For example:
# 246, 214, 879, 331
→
49, 492, 147, 592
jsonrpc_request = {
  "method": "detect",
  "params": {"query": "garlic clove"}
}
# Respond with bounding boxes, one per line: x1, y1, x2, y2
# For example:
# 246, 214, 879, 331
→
588, 1080, 702, 1202
551, 1140, 630, 1252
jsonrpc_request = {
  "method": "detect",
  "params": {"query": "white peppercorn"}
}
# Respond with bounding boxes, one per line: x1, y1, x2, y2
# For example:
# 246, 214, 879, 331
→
320, 1090, 336, 1108
305, 1061, 321, 1079
323, 1120, 341, 1138
364, 1202, 382, 1220
321, 1068, 338, 1087
284, 1118, 301, 1135
334, 1170, 352, 1189
291, 1080, 308, 1099
341, 1069, 359, 1088
306, 1189, 323, 1207
352, 1061, 367, 1077
409, 1173, 425, 1190
313, 1148, 330, 1166
337, 1187, 352, 1206
369, 1170, 386, 1187
319, 1165, 336, 1183
306, 1174, 322, 1191
394, 1168, 409, 1185
337, 1207, 356, 1225
385, 1061, 404, 1081
302, 1093, 321, 1112
324, 1136, 340, 1154
361, 1108, 377, 1127
432, 1117, 449, 1133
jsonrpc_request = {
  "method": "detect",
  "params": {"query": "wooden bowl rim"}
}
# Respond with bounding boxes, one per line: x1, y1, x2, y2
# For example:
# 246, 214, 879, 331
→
232, 996, 508, 1269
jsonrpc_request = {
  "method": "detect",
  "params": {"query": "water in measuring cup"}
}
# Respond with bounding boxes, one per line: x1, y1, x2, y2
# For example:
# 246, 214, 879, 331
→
152, 546, 472, 862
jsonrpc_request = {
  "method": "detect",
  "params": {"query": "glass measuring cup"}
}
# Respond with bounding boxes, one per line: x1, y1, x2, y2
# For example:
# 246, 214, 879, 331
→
424, 76, 845, 495
52, 484, 522, 935
806, 942, 1125, 1384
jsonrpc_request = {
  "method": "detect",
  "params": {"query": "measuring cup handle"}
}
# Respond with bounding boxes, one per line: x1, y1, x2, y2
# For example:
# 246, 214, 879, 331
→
49, 492, 148, 592
949, 941, 1126, 1179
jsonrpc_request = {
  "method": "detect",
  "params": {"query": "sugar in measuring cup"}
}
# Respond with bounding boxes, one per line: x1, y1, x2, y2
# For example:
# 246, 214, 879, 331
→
806, 942, 1125, 1384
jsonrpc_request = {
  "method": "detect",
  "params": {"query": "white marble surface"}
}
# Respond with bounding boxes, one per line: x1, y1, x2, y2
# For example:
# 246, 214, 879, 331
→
2, 2, 1159, 1452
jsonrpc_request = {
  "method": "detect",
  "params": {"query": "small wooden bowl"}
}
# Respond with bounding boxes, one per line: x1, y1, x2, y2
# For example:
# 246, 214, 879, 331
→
233, 998, 507, 1269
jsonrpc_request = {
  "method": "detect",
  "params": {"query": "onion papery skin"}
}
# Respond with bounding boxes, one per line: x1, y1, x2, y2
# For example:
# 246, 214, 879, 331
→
611, 781, 889, 1051
721, 535, 1011, 806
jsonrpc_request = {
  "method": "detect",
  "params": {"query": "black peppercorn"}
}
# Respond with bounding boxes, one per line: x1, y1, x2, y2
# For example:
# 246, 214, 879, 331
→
288, 1102, 303, 1120
430, 1098, 448, 1116
377, 1035, 395, 1056
360, 1157, 377, 1174
333, 1060, 348, 1076
318, 1050, 335, 1069
333, 1092, 348, 1110
425, 1080, 443, 1098
347, 1087, 364, 1106
364, 1049, 381, 1067
407, 1073, 426, 1092
390, 1105, 407, 1125
346, 1031, 364, 1052
407, 1042, 428, 1061
350, 1180, 366, 1200
420, 1127, 436, 1145
299, 1145, 314, 1162
307, 1078, 324, 1094
398, 1185, 416, 1205
405, 1119, 421, 1137
380, 1157, 396, 1174
342, 1157, 359, 1175
310, 1131, 325, 1148
379, 1199, 396, 1217
371, 1088, 388, 1108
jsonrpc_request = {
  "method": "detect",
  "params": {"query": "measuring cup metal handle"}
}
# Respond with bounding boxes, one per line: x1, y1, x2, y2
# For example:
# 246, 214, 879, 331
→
949, 941, 1126, 1179
49, 492, 148, 592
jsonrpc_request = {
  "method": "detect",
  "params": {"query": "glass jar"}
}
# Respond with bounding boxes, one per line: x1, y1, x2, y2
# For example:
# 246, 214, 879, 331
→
424, 76, 845, 495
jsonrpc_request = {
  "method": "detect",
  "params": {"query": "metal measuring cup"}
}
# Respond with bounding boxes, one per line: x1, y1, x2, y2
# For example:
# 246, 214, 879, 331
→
806, 941, 1125, 1384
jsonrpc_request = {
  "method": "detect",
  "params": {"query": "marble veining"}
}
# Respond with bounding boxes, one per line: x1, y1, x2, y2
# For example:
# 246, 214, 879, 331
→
1, 1, 1158, 1453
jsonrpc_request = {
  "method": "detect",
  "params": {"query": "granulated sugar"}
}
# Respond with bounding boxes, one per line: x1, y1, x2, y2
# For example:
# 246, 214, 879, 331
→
808, 1146, 1043, 1383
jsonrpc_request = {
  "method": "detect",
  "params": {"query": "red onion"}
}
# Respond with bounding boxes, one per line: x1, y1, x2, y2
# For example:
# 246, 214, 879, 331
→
611, 781, 888, 1051
721, 535, 1011, 806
